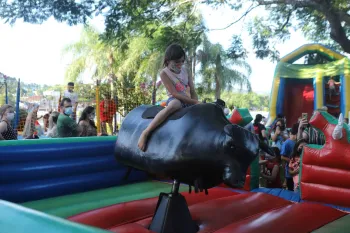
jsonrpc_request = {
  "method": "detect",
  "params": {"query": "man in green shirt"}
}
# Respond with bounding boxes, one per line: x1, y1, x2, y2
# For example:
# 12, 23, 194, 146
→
57, 98, 81, 137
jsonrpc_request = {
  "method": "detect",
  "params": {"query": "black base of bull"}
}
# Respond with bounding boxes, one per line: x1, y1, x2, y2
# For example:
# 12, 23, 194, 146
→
149, 180, 198, 233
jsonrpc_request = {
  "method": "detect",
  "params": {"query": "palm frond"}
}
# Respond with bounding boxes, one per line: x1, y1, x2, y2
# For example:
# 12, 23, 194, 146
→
64, 57, 87, 83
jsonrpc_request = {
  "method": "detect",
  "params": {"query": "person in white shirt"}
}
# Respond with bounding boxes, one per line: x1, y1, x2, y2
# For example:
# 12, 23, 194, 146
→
63, 82, 79, 107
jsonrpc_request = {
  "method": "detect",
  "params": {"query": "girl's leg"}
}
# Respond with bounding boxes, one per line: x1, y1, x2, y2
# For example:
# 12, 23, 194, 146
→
138, 99, 182, 151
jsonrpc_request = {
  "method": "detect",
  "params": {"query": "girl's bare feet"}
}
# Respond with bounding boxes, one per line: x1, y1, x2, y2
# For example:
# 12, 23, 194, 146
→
138, 130, 150, 151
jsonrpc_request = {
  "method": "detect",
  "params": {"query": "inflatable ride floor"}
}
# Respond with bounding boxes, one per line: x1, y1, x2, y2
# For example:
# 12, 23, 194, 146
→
1, 181, 349, 233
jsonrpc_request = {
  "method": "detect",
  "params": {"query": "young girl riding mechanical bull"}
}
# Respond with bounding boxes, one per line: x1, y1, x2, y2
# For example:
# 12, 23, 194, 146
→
138, 44, 201, 151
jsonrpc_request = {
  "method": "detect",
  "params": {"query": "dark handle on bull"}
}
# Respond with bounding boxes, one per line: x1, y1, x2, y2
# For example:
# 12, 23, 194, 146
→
214, 99, 226, 108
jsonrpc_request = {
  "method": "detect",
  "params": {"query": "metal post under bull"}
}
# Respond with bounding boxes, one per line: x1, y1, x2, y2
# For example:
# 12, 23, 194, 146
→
149, 179, 198, 233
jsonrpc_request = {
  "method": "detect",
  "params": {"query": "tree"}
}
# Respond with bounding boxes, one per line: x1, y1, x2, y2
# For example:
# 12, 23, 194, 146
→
2, 1, 350, 58
220, 91, 270, 111
225, 0, 350, 60
63, 25, 115, 83
119, 17, 204, 104
197, 35, 252, 99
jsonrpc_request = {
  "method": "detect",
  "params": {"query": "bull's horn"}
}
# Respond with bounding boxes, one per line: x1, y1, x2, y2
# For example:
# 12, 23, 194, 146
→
259, 141, 276, 157
332, 113, 343, 140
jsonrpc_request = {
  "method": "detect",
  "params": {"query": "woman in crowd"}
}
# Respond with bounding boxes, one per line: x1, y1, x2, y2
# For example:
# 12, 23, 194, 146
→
0, 104, 17, 140
270, 118, 288, 150
289, 139, 308, 192
78, 106, 97, 137
253, 114, 267, 143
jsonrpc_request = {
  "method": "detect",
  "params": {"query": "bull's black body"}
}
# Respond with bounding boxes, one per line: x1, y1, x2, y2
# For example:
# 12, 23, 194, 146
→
115, 103, 268, 190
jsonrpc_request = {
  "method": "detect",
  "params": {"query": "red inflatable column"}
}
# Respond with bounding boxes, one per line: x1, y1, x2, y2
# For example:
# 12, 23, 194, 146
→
300, 112, 350, 207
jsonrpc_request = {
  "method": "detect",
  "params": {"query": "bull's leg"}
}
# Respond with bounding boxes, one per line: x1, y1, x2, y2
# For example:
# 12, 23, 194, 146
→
171, 179, 180, 194
138, 99, 182, 151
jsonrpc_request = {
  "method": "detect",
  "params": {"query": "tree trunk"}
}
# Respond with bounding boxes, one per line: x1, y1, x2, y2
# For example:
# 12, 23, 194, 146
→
152, 78, 157, 105
187, 51, 193, 82
192, 49, 197, 82
323, 9, 350, 53
215, 54, 222, 100
215, 73, 221, 100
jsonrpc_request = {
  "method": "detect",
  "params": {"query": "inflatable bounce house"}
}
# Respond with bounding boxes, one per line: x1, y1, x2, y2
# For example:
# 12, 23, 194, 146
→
267, 44, 350, 127
2, 100, 350, 233
1, 45, 350, 232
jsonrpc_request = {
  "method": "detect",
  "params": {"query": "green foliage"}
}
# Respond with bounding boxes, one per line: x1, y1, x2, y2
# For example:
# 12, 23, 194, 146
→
63, 7, 204, 107
0, 77, 17, 105
246, 0, 350, 57
2, 0, 350, 57
63, 25, 115, 83
0, 0, 94, 25
197, 91, 269, 111
197, 34, 252, 99
221, 91, 269, 111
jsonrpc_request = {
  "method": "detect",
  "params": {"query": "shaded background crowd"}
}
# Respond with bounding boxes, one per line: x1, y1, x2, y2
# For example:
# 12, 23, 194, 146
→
0, 82, 118, 139
254, 108, 349, 192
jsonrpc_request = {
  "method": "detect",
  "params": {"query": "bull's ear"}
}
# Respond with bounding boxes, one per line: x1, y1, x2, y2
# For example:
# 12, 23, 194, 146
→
224, 124, 234, 136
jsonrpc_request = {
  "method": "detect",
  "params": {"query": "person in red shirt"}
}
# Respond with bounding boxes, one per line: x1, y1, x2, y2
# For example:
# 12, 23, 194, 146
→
99, 93, 117, 135
260, 147, 282, 188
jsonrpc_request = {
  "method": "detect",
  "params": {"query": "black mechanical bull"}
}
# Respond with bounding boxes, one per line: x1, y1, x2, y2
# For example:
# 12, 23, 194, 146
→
115, 103, 273, 191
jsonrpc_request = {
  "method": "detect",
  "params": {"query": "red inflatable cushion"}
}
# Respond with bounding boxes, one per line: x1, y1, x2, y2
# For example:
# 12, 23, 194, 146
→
113, 193, 291, 233
215, 203, 346, 233
69, 187, 238, 229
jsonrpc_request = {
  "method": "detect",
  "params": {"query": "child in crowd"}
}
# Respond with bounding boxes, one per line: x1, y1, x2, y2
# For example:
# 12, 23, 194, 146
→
289, 139, 308, 192
281, 125, 298, 191
327, 77, 340, 100
260, 147, 282, 188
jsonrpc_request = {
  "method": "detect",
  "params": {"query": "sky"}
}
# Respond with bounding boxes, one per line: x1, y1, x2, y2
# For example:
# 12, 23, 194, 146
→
0, 4, 308, 94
